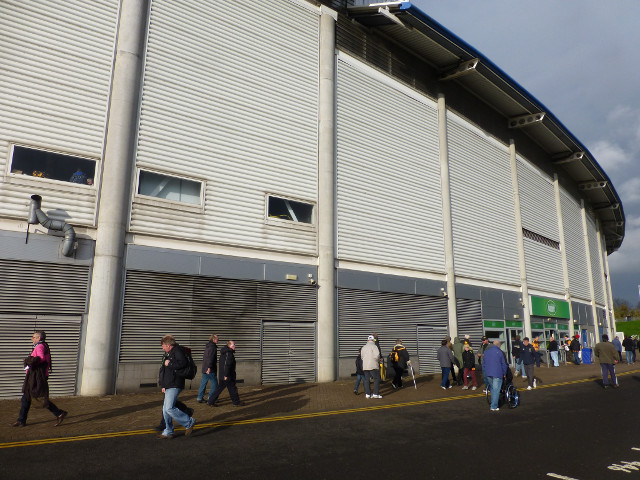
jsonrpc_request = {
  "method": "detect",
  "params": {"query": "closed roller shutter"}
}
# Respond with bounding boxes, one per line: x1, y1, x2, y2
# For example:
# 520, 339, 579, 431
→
417, 324, 449, 374
447, 112, 519, 285
131, 0, 319, 255
120, 270, 317, 366
338, 287, 448, 359
336, 55, 445, 273
0, 315, 81, 399
0, 0, 118, 224
262, 322, 316, 384
456, 298, 483, 347
560, 190, 590, 301
0, 259, 89, 315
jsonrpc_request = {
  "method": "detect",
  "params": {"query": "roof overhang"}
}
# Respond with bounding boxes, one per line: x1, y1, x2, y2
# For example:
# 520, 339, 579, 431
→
348, 2, 625, 253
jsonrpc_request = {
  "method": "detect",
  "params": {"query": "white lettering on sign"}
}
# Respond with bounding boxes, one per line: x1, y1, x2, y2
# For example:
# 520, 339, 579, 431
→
547, 474, 580, 479
547, 448, 640, 478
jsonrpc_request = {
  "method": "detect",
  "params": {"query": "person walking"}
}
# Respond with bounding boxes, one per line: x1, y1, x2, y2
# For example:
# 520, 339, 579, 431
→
570, 335, 582, 365
594, 334, 619, 389
158, 335, 196, 439
633, 336, 638, 363
477, 336, 491, 392
461, 343, 478, 390
354, 347, 365, 395
437, 339, 455, 390
612, 335, 622, 362
361, 335, 383, 398
521, 337, 537, 390
549, 335, 559, 367
532, 335, 541, 367
483, 340, 508, 412
11, 331, 68, 428
622, 336, 634, 365
208, 340, 243, 407
390, 339, 411, 389
197, 334, 219, 403
512, 334, 525, 377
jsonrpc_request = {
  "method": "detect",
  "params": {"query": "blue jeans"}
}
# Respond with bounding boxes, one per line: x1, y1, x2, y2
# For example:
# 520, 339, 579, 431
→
573, 352, 581, 365
626, 351, 633, 364
550, 351, 559, 367
515, 358, 526, 376
440, 367, 451, 388
198, 372, 218, 401
488, 376, 503, 410
600, 363, 617, 386
354, 374, 365, 393
363, 370, 381, 395
162, 388, 194, 436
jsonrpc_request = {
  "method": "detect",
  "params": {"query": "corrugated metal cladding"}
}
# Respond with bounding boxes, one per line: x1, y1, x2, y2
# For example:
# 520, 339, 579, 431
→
0, 0, 118, 225
119, 270, 317, 371
516, 158, 564, 294
456, 298, 483, 347
132, 0, 319, 255
262, 322, 316, 384
585, 213, 606, 305
0, 259, 90, 315
337, 287, 448, 364
417, 324, 448, 374
446, 112, 519, 285
336, 57, 445, 272
0, 315, 82, 399
559, 189, 591, 301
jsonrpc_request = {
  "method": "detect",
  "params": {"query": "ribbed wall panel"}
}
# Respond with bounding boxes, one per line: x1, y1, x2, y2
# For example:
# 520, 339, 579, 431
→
120, 270, 317, 368
262, 322, 316, 384
523, 239, 565, 294
0, 1, 117, 224
447, 112, 519, 285
337, 288, 448, 358
560, 190, 591, 301
131, 0, 319, 255
585, 214, 606, 305
417, 324, 449, 374
456, 298, 483, 347
0, 259, 89, 315
516, 158, 559, 240
0, 315, 81, 399
336, 58, 445, 272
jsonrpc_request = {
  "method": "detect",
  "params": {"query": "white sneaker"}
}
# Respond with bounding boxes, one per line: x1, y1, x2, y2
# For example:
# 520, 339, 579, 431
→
372, 394, 382, 399
471, 386, 477, 391
522, 376, 527, 379
514, 372, 519, 377
441, 386, 446, 390
526, 386, 532, 390
490, 408, 499, 412
461, 386, 468, 390
533, 379, 537, 389
482, 389, 488, 394
365, 394, 371, 398
447, 385, 452, 389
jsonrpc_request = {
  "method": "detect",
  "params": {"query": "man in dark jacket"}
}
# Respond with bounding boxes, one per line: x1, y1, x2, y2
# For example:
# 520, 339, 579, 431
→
570, 335, 581, 365
197, 334, 219, 403
437, 339, 455, 390
511, 335, 524, 377
594, 334, 619, 389
158, 335, 196, 439
622, 336, 634, 365
207, 340, 243, 407
390, 339, 411, 389
520, 337, 537, 390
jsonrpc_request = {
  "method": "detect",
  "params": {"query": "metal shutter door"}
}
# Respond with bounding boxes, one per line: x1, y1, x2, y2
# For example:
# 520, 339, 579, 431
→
456, 298, 483, 347
131, 0, 319, 255
0, 259, 89, 315
417, 325, 448, 374
336, 56, 445, 272
0, 0, 118, 224
560, 190, 590, 301
0, 314, 81, 399
447, 112, 519, 285
337, 287, 448, 358
262, 322, 316, 384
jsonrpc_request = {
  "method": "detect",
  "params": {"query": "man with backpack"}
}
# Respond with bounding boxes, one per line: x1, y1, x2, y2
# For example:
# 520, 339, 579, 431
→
158, 335, 196, 439
389, 339, 411, 389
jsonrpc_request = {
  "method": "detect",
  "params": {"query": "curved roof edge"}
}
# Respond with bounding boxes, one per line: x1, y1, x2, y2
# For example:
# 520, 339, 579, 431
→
347, 1, 625, 253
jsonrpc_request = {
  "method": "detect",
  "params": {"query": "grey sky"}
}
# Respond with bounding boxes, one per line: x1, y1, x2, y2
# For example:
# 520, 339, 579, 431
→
410, 0, 640, 305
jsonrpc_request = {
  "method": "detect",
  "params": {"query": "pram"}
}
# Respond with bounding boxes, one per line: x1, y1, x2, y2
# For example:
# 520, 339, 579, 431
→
485, 367, 520, 408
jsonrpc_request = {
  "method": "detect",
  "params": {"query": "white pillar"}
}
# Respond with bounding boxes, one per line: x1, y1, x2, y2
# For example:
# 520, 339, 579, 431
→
80, 0, 149, 395
553, 175, 575, 338
601, 232, 616, 336
580, 200, 600, 345
437, 94, 458, 337
508, 141, 531, 337
595, 220, 613, 337
317, 9, 337, 382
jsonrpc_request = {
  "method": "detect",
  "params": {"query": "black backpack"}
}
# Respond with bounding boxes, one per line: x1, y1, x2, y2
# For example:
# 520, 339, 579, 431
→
175, 346, 197, 380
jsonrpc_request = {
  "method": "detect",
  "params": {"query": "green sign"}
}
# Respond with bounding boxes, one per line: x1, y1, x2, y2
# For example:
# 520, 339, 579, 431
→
531, 323, 545, 329
558, 323, 569, 331
530, 296, 570, 318
506, 320, 523, 328
483, 320, 505, 329
544, 322, 557, 328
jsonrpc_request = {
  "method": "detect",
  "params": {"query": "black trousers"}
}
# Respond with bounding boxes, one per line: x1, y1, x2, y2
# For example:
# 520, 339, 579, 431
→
392, 366, 404, 387
18, 394, 63, 424
208, 377, 240, 405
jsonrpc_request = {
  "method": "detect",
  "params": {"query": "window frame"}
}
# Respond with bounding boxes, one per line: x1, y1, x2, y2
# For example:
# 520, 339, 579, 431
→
133, 168, 205, 212
265, 193, 316, 231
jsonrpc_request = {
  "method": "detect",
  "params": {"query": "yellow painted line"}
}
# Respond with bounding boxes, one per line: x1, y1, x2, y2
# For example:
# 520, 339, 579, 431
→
2, 368, 639, 450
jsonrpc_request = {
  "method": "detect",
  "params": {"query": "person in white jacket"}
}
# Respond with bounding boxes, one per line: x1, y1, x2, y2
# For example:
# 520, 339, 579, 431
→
361, 335, 383, 399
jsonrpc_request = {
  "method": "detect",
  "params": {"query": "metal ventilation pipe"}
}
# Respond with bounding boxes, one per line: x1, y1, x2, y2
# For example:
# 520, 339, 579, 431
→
28, 194, 76, 257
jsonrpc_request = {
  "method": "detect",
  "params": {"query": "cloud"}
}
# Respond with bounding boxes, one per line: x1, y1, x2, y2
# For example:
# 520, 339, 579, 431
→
591, 140, 630, 172
619, 178, 640, 205
608, 215, 640, 274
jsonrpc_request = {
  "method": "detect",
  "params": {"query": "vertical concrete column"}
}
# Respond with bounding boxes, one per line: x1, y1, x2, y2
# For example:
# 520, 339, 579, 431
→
508, 141, 531, 338
317, 8, 337, 382
436, 94, 457, 337
595, 220, 613, 336
580, 200, 600, 344
601, 231, 617, 336
553, 174, 575, 337
80, 0, 149, 395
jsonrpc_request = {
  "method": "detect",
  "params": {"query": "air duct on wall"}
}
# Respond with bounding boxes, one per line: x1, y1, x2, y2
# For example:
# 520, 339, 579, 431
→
27, 195, 76, 257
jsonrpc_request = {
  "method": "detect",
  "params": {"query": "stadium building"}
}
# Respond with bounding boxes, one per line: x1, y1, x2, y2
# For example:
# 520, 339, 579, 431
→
0, 0, 625, 397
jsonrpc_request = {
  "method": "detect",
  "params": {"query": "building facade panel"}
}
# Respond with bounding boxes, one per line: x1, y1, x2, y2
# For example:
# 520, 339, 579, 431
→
560, 189, 591, 301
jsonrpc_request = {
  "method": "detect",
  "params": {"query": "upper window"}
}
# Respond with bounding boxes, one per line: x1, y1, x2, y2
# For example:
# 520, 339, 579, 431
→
137, 170, 202, 205
267, 196, 314, 224
10, 145, 96, 185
